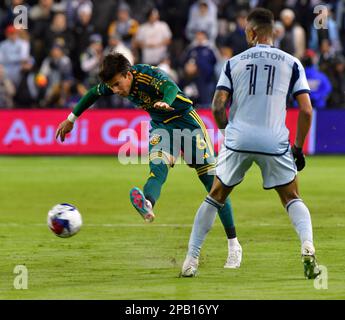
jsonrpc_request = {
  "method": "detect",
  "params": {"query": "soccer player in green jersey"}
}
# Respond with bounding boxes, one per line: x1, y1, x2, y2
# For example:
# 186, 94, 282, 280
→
56, 52, 242, 268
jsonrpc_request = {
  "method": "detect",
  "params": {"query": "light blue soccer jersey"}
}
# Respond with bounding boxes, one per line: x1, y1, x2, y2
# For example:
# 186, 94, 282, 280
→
216, 44, 310, 155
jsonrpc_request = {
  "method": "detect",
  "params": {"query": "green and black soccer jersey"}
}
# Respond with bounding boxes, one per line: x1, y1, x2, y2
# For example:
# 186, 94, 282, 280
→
71, 64, 193, 123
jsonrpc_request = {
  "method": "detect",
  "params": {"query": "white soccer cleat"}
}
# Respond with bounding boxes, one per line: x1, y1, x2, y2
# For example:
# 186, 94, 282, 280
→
181, 256, 199, 277
224, 243, 242, 269
301, 240, 321, 279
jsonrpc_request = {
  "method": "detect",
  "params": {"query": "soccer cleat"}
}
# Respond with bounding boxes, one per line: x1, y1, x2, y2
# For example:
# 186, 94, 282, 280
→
129, 187, 155, 222
224, 243, 242, 269
302, 254, 321, 279
301, 241, 321, 279
180, 256, 199, 277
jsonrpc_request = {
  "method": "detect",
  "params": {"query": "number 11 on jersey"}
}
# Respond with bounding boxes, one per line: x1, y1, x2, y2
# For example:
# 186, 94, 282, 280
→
246, 64, 276, 96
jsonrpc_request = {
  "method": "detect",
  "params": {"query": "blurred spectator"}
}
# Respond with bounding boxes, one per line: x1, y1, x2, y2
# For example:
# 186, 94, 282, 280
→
290, 0, 314, 44
29, 0, 59, 65
72, 2, 95, 80
182, 30, 218, 107
0, 63, 16, 108
107, 2, 139, 49
62, 0, 93, 28
256, 0, 285, 20
30, 0, 56, 26
215, 45, 232, 78
189, 0, 217, 21
218, 10, 247, 56
124, 0, 156, 23
104, 34, 135, 65
90, 0, 117, 36
326, 55, 345, 108
39, 43, 74, 107
217, 0, 250, 21
0, 25, 30, 87
80, 33, 103, 88
336, 0, 345, 56
279, 8, 306, 59
14, 57, 42, 108
134, 8, 172, 65
43, 12, 75, 57
158, 55, 178, 83
319, 39, 336, 73
309, 5, 342, 55
186, 0, 218, 44
302, 49, 332, 109
273, 21, 285, 48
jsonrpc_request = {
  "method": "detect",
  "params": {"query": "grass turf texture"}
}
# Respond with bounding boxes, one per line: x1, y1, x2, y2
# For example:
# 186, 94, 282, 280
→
0, 156, 344, 300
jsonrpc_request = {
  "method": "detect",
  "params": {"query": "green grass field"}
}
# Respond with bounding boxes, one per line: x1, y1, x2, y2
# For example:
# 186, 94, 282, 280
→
0, 156, 344, 300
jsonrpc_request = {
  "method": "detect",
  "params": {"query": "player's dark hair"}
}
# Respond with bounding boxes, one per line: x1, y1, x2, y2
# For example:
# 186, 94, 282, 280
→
98, 52, 131, 82
247, 8, 274, 33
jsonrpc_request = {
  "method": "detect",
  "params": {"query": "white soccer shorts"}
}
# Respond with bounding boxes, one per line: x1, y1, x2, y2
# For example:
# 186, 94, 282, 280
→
216, 145, 297, 189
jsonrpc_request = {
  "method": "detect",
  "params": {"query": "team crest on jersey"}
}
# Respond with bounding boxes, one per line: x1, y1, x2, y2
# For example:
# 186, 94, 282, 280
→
150, 134, 161, 145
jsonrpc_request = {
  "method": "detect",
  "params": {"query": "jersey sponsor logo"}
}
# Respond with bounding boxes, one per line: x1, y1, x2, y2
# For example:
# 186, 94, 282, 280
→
149, 134, 161, 146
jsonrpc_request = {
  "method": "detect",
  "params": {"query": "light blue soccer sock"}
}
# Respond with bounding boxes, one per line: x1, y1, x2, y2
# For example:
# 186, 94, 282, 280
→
286, 199, 313, 245
198, 173, 236, 238
187, 196, 224, 259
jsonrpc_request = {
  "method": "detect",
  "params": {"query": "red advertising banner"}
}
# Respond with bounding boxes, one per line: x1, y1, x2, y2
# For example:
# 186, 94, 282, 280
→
0, 109, 310, 155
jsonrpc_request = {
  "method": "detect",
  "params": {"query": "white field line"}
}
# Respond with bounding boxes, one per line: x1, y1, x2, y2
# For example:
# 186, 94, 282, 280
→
0, 223, 193, 228
0, 223, 345, 228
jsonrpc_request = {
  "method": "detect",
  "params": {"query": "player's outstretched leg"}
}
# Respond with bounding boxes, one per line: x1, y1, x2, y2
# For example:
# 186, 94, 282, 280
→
130, 158, 169, 223
198, 169, 242, 268
286, 199, 321, 279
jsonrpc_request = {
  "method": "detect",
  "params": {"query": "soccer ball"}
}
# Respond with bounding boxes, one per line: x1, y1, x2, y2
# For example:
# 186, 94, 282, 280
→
47, 203, 82, 238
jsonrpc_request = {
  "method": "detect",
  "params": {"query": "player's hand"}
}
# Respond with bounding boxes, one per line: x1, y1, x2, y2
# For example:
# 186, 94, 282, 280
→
292, 145, 305, 171
55, 119, 74, 142
153, 101, 174, 111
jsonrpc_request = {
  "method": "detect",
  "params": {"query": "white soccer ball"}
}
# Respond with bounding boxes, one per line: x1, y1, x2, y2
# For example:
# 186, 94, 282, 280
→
47, 203, 82, 238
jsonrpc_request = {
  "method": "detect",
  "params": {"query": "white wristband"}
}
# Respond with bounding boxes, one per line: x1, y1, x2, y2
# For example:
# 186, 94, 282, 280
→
67, 113, 78, 123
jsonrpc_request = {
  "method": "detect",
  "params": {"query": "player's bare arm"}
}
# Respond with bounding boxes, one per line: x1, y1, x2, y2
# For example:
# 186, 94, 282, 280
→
55, 119, 74, 142
295, 93, 313, 148
212, 89, 230, 130
292, 93, 313, 171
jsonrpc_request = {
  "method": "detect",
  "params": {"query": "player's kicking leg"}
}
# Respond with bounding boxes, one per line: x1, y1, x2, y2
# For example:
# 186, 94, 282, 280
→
275, 179, 321, 279
130, 151, 172, 223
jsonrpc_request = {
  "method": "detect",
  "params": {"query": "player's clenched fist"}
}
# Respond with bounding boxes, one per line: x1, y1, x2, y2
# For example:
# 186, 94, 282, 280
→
55, 119, 74, 142
292, 145, 306, 171
153, 101, 174, 111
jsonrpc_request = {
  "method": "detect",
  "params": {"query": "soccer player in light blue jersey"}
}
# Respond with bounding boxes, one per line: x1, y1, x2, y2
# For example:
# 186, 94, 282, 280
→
181, 8, 321, 279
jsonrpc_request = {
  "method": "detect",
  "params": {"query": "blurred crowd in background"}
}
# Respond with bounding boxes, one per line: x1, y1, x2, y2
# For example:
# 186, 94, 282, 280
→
0, 0, 345, 110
